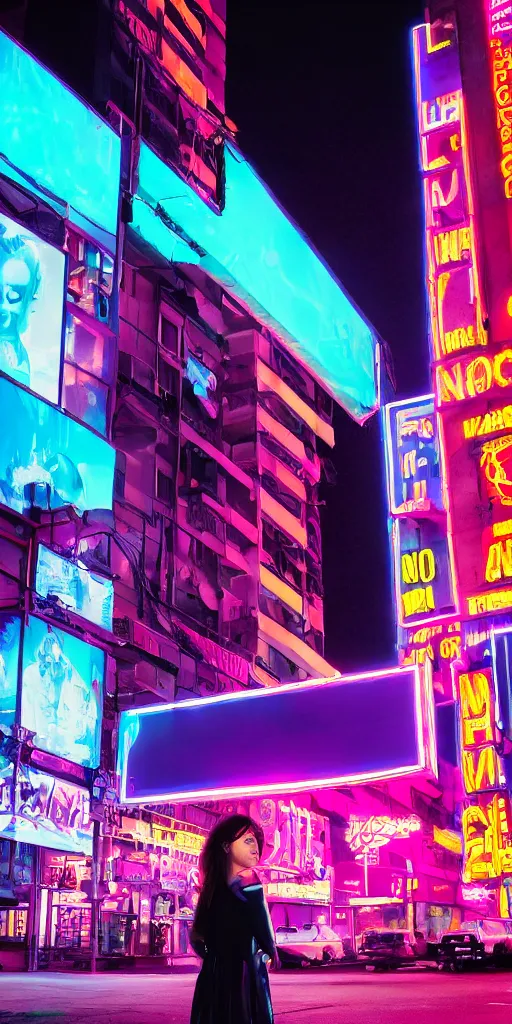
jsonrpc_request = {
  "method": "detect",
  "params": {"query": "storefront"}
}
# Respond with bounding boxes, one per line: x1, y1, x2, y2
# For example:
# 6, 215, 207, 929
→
0, 841, 34, 971
38, 851, 94, 965
0, 755, 94, 970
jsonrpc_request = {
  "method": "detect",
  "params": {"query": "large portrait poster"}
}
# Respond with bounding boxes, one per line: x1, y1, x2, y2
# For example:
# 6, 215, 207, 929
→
0, 212, 65, 404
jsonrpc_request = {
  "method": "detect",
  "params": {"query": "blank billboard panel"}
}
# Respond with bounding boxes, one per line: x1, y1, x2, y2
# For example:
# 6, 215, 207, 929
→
119, 667, 433, 804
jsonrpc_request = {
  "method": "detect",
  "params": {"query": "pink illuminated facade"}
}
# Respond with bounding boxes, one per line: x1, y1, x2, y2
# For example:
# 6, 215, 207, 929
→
0, 0, 502, 975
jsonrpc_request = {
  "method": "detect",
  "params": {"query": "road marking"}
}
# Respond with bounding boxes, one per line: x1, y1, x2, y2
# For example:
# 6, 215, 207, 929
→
488, 1002, 512, 1006
276, 1006, 338, 1016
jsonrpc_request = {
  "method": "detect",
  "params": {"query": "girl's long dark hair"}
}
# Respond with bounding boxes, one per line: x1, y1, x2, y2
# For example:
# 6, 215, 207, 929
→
193, 814, 264, 932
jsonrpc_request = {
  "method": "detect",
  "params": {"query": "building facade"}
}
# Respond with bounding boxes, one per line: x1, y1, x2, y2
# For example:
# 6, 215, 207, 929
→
0, 0, 387, 970
0, 0, 494, 974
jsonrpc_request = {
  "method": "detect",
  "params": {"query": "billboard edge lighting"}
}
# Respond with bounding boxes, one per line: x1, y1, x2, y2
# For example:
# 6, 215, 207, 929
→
118, 665, 430, 804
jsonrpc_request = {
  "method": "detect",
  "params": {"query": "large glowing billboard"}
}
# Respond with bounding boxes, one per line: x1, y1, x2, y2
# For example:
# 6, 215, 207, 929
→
0, 376, 115, 516
134, 141, 379, 421
0, 758, 92, 855
0, 613, 20, 735
35, 545, 113, 632
0, 31, 121, 240
0, 213, 65, 404
21, 617, 104, 769
119, 667, 434, 804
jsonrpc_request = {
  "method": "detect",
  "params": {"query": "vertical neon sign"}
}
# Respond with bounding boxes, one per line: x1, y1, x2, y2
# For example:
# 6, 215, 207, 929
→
413, 16, 512, 616
384, 395, 456, 644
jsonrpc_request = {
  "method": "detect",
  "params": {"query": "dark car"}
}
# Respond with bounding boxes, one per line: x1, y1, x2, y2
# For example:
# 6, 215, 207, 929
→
359, 929, 416, 970
437, 932, 486, 971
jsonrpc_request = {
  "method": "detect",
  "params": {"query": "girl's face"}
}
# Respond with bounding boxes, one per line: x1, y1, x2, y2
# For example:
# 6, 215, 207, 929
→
228, 830, 260, 875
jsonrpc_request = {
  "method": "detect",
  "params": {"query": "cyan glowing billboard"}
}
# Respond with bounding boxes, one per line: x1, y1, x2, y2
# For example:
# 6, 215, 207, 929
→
0, 30, 121, 240
133, 142, 379, 421
118, 666, 435, 804
35, 545, 114, 632
0, 376, 114, 516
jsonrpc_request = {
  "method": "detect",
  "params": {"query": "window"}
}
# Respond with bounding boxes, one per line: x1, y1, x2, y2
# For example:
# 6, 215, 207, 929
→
157, 469, 174, 505
67, 229, 114, 326
62, 308, 115, 435
161, 316, 180, 357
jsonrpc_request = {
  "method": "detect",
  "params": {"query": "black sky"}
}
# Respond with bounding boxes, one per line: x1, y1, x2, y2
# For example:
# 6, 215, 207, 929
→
226, 0, 428, 672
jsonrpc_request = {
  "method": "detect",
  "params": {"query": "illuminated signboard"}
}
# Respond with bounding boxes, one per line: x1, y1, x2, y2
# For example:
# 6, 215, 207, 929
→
0, 31, 121, 241
347, 815, 421, 856
0, 213, 65, 404
435, 345, 512, 407
119, 667, 434, 804
35, 545, 113, 632
0, 376, 115, 517
458, 669, 502, 795
461, 794, 512, 882
413, 21, 485, 366
246, 798, 331, 897
0, 757, 92, 855
0, 613, 20, 735
384, 396, 443, 514
21, 617, 104, 769
457, 667, 512, 890
394, 518, 456, 625
486, 1, 512, 202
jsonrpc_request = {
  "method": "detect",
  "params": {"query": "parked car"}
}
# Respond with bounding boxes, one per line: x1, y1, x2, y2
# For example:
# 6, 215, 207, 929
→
437, 931, 486, 971
463, 918, 512, 964
358, 929, 416, 969
275, 924, 344, 966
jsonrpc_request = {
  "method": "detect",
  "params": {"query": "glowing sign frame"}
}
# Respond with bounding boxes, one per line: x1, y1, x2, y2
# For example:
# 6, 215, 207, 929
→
384, 394, 443, 515
118, 665, 436, 805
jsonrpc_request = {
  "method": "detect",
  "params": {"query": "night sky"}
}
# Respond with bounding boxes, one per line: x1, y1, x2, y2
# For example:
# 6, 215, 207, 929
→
226, 0, 428, 672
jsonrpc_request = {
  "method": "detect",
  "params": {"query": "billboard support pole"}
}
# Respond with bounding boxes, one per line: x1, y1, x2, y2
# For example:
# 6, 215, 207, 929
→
91, 819, 100, 975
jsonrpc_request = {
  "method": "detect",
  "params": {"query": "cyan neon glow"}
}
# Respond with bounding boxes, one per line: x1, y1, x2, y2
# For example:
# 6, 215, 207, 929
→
0, 30, 121, 239
0, 376, 115, 516
118, 666, 432, 804
134, 142, 379, 421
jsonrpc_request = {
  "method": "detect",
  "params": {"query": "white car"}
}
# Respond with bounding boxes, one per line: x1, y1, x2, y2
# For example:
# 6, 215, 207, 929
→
275, 923, 344, 966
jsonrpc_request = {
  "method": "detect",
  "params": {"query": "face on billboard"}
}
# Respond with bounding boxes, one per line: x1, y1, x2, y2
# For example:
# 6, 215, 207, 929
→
0, 213, 65, 404
21, 617, 104, 768
35, 544, 113, 632
0, 375, 114, 516
0, 613, 20, 735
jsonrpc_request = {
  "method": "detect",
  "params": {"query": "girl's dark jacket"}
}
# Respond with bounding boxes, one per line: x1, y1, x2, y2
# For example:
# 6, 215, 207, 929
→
190, 876, 275, 1024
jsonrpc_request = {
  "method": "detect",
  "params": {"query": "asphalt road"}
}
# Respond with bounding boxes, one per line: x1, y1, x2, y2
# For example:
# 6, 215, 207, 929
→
1, 970, 512, 1023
